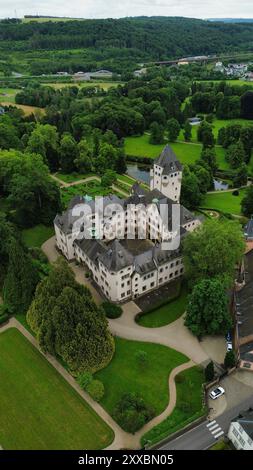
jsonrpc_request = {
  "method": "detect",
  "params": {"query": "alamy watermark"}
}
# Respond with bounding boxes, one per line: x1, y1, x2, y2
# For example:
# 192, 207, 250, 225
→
70, 197, 181, 250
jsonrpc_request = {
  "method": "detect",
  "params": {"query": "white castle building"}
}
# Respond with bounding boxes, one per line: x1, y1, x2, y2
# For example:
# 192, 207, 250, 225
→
54, 146, 201, 302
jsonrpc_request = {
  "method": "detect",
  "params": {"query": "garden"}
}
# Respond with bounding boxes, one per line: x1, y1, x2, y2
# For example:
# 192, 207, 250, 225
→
95, 337, 189, 432
141, 366, 206, 447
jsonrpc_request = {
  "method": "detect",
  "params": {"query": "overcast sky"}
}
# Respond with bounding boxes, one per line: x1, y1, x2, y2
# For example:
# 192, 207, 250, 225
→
1, 0, 253, 20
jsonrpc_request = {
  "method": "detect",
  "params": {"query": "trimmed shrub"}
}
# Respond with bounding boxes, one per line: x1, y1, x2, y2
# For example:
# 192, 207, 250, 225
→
113, 392, 154, 433
205, 361, 215, 382
0, 313, 9, 325
86, 379, 105, 402
135, 350, 149, 369
224, 350, 236, 369
102, 302, 123, 319
232, 190, 239, 196
77, 371, 93, 390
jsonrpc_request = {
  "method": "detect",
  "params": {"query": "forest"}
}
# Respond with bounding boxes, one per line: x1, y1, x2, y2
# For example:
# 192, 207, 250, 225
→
1, 16, 253, 56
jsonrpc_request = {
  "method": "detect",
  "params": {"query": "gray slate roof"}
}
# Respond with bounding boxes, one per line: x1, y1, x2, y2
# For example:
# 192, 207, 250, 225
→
234, 409, 253, 439
244, 218, 253, 239
154, 145, 183, 174
100, 240, 134, 271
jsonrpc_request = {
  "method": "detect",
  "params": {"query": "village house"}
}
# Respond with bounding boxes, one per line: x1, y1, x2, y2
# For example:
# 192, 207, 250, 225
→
228, 409, 253, 450
54, 146, 201, 302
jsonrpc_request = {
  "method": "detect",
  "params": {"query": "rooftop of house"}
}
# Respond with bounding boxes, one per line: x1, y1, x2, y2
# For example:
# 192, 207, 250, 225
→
232, 409, 253, 439
75, 235, 183, 274
236, 250, 253, 361
154, 145, 183, 174
244, 218, 253, 239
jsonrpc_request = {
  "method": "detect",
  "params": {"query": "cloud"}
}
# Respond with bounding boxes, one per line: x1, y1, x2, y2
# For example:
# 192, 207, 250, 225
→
1, 0, 253, 19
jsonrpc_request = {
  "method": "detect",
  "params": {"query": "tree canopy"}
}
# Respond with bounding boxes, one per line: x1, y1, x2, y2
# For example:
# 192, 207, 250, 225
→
185, 278, 232, 337
183, 219, 245, 287
26, 259, 114, 373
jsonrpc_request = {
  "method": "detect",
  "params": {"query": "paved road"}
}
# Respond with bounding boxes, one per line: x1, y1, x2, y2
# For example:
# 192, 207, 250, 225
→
159, 395, 253, 450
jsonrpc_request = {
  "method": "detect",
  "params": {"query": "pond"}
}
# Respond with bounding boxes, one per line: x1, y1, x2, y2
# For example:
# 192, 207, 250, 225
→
213, 179, 229, 191
126, 163, 150, 184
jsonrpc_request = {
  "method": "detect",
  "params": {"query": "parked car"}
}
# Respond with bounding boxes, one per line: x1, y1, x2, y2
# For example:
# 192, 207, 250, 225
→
226, 332, 232, 342
209, 387, 225, 400
227, 342, 233, 352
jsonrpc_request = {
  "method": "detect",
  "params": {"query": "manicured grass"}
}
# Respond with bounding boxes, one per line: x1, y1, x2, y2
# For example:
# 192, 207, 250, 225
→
0, 328, 114, 449
137, 283, 188, 328
95, 337, 188, 422
212, 118, 253, 139
124, 134, 228, 170
202, 189, 247, 215
22, 224, 54, 248
141, 366, 206, 447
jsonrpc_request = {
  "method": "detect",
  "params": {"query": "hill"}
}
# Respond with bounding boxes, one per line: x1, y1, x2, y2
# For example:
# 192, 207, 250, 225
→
1, 16, 253, 58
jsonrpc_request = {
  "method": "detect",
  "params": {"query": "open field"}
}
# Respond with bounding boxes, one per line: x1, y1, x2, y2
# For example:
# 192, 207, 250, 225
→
95, 337, 188, 422
124, 134, 228, 170
22, 225, 54, 248
46, 81, 123, 90
0, 88, 19, 103
0, 99, 45, 116
198, 79, 253, 87
202, 189, 247, 215
0, 328, 114, 450
141, 366, 205, 447
22, 17, 85, 23
137, 283, 188, 328
179, 118, 253, 143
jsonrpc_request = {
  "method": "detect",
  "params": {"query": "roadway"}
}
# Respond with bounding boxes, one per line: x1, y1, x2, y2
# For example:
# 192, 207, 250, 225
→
158, 393, 253, 450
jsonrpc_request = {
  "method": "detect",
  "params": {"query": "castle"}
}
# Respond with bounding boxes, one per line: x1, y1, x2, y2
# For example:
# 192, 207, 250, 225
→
54, 145, 201, 302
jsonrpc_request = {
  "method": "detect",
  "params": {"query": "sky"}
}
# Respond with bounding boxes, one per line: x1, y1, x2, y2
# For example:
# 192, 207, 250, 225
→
1, 0, 253, 20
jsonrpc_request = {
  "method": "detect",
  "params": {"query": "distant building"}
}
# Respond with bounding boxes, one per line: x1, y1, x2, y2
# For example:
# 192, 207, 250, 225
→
56, 72, 69, 76
214, 61, 224, 72
73, 72, 91, 82
244, 72, 253, 82
244, 217, 253, 241
228, 409, 253, 450
89, 70, 113, 79
225, 63, 248, 77
189, 117, 202, 126
133, 68, 147, 77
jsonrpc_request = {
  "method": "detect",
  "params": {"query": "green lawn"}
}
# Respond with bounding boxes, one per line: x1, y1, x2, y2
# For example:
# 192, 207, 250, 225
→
0, 87, 19, 103
95, 337, 188, 423
0, 328, 114, 449
141, 366, 206, 447
210, 439, 233, 450
22, 224, 54, 248
137, 283, 188, 328
55, 171, 93, 183
202, 189, 246, 215
124, 134, 228, 170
